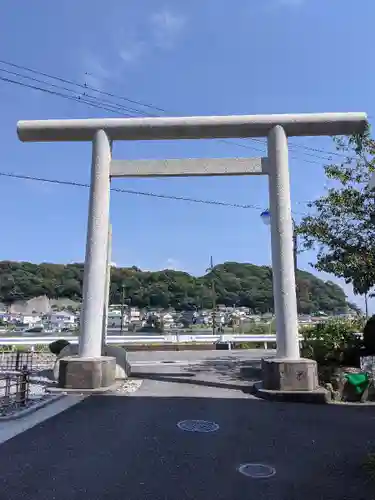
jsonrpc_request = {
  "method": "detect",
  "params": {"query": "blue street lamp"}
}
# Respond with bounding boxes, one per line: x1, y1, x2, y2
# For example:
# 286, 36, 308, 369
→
260, 209, 271, 226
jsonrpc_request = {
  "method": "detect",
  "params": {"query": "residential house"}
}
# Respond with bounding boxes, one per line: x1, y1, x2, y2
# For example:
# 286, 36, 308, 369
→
162, 312, 174, 329
107, 310, 124, 328
48, 311, 76, 329
10, 313, 43, 328
129, 307, 141, 324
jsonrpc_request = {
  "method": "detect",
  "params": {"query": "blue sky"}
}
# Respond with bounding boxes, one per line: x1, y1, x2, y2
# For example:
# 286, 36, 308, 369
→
0, 0, 374, 311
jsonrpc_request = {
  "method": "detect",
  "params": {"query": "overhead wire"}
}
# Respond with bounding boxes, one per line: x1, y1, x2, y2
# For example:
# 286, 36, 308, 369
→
0, 75, 133, 117
0, 68, 338, 165
0, 58, 365, 217
0, 58, 353, 163
0, 171, 308, 215
0, 58, 164, 113
0, 67, 153, 117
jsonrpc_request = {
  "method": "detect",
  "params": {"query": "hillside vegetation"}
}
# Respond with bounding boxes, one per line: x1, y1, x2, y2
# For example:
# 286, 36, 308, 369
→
0, 260, 351, 314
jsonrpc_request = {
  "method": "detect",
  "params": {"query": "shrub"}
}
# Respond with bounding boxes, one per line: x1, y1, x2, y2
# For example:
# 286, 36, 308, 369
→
245, 323, 272, 335
49, 339, 70, 356
301, 318, 364, 366
363, 315, 375, 354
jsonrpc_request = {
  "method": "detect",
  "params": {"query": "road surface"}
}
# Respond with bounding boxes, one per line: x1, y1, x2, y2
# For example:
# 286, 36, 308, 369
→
127, 348, 273, 364
0, 350, 373, 499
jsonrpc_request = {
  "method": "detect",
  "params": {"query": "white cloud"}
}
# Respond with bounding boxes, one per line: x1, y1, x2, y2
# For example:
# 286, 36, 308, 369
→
165, 258, 182, 270
150, 9, 186, 49
119, 41, 145, 64
79, 9, 186, 91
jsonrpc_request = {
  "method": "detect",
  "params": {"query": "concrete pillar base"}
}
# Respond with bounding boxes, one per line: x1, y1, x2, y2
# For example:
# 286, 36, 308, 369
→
53, 345, 131, 381
57, 356, 116, 390
262, 357, 319, 391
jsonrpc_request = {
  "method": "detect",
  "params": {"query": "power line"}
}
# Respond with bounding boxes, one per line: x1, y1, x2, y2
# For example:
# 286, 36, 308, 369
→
0, 71, 341, 165
0, 68, 331, 166
249, 137, 346, 160
0, 58, 164, 114
223, 138, 324, 165
0, 170, 308, 215
0, 68, 268, 158
0, 70, 283, 164
0, 171, 266, 210
0, 58, 351, 163
0, 67, 152, 117
0, 75, 134, 117
0, 61, 357, 216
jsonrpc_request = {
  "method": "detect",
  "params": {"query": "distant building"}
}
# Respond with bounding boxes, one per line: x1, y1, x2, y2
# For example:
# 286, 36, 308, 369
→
129, 307, 141, 324
48, 311, 76, 328
7, 313, 42, 327
107, 310, 124, 328
162, 312, 174, 329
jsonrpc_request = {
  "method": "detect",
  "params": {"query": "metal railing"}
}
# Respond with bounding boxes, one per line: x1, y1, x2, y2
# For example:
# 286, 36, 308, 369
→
0, 350, 33, 371
0, 333, 285, 349
0, 332, 363, 350
0, 359, 31, 416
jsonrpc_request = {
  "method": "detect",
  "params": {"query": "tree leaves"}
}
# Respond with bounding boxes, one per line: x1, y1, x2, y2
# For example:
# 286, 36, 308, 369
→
0, 260, 348, 314
297, 129, 375, 300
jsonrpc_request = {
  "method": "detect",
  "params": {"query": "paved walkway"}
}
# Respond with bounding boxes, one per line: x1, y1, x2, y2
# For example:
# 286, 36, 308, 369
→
0, 353, 374, 499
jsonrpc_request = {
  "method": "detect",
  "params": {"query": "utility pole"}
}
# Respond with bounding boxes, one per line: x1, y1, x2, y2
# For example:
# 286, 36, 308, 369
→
209, 256, 217, 335
101, 163, 113, 349
101, 224, 112, 350
120, 282, 126, 335
292, 218, 300, 315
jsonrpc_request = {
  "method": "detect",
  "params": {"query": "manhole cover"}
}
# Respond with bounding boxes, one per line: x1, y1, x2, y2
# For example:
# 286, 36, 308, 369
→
177, 420, 220, 432
237, 463, 276, 478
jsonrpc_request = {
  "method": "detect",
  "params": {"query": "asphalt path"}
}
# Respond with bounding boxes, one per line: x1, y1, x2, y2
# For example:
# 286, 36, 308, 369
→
128, 349, 268, 396
127, 348, 274, 364
0, 350, 374, 499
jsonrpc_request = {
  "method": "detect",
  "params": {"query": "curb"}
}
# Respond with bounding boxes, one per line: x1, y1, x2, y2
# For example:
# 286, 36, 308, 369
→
329, 400, 375, 407
46, 380, 123, 395
0, 394, 65, 421
251, 382, 331, 404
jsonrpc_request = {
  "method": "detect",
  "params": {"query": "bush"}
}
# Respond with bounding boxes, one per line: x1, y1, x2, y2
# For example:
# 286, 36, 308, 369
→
49, 339, 70, 356
301, 318, 364, 366
363, 315, 375, 354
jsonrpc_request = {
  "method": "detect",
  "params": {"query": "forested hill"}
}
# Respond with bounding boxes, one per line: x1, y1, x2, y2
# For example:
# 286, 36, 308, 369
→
0, 260, 350, 314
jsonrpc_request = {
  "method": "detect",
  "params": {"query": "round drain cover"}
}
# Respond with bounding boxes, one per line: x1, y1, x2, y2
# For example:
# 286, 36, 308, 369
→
177, 419, 219, 433
238, 463, 276, 478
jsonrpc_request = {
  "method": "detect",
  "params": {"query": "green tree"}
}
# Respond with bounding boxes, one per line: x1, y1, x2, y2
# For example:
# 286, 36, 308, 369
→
297, 128, 375, 316
0, 260, 349, 314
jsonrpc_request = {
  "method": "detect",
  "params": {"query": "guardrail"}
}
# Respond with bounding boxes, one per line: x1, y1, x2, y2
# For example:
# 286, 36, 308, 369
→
0, 334, 290, 350
0, 332, 362, 350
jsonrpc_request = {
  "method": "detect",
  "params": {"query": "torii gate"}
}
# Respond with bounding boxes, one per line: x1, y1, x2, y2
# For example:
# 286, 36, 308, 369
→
17, 112, 367, 395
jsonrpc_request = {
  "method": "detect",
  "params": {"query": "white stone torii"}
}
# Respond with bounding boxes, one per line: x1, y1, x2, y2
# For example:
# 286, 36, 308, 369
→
17, 112, 367, 393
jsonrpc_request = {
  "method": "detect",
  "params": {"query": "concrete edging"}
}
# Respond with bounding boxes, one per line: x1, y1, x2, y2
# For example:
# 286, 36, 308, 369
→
46, 380, 122, 395
0, 394, 65, 421
252, 382, 331, 404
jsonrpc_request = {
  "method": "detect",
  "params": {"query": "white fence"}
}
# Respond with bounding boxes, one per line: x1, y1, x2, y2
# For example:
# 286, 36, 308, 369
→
0, 334, 286, 349
0, 332, 362, 350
